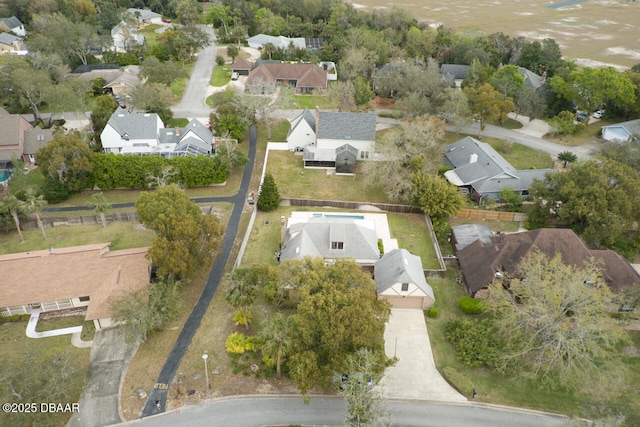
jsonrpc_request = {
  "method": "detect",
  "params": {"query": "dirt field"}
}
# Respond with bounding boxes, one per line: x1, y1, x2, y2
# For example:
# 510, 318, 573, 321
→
348, 0, 640, 69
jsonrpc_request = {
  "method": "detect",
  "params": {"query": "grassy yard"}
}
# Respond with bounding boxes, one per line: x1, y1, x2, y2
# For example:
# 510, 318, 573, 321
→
0, 222, 155, 255
279, 92, 338, 110
0, 320, 90, 427
545, 119, 607, 146
170, 63, 194, 101
8, 167, 46, 194
387, 213, 440, 269
138, 24, 163, 45
267, 151, 389, 202
210, 65, 231, 86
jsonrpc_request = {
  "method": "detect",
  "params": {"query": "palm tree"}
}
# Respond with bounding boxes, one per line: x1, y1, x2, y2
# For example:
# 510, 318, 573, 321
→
557, 151, 578, 168
2, 195, 25, 243
21, 189, 48, 240
259, 313, 295, 378
263, 42, 276, 60
224, 268, 257, 330
88, 192, 111, 228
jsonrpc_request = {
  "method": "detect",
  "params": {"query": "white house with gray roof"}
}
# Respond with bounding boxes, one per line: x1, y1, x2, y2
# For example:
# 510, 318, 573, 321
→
374, 249, 435, 309
444, 136, 553, 200
287, 108, 376, 169
280, 216, 381, 267
0, 16, 25, 37
101, 111, 213, 157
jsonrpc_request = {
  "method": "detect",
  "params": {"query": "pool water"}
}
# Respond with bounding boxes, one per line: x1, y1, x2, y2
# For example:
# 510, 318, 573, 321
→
0, 169, 14, 184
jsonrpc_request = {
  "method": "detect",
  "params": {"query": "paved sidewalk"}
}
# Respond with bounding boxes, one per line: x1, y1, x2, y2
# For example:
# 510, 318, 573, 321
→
379, 309, 467, 402
507, 113, 552, 138
25, 310, 93, 348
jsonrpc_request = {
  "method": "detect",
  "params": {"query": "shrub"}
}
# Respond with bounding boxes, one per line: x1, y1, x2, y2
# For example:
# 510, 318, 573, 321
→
233, 310, 253, 327
216, 55, 225, 66
0, 314, 30, 323
432, 220, 452, 247
426, 307, 440, 318
41, 177, 71, 203
444, 318, 500, 368
225, 332, 256, 355
459, 296, 487, 314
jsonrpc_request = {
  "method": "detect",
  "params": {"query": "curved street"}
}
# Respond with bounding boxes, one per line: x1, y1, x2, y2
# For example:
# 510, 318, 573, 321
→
119, 396, 567, 427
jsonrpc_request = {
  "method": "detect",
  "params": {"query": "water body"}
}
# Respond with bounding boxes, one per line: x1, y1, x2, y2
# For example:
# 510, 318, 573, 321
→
546, 0, 587, 9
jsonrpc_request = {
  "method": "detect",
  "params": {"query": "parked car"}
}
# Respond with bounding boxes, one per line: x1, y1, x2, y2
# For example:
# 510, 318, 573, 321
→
576, 111, 589, 122
593, 109, 605, 119
162, 19, 171, 23
231, 72, 239, 81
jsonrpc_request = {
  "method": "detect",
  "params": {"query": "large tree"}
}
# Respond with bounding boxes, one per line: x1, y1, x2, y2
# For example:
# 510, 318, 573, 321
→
486, 251, 628, 389
362, 115, 445, 203
411, 173, 465, 220
257, 173, 280, 212
135, 185, 225, 280
528, 159, 640, 248
464, 83, 515, 137
286, 258, 391, 399
36, 132, 94, 194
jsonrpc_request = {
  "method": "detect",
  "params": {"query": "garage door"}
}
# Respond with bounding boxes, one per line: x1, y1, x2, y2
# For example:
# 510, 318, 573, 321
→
385, 296, 423, 309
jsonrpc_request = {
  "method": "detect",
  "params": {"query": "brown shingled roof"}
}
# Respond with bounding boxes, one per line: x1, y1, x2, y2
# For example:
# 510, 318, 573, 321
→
246, 63, 328, 90
456, 228, 640, 295
231, 58, 253, 71
0, 243, 150, 320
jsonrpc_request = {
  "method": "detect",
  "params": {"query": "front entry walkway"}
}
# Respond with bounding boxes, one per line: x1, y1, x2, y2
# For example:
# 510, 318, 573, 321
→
25, 310, 92, 348
378, 308, 467, 402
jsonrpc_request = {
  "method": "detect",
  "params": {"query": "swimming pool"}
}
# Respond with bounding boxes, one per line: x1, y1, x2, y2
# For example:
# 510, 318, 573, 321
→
0, 169, 14, 185
312, 213, 365, 220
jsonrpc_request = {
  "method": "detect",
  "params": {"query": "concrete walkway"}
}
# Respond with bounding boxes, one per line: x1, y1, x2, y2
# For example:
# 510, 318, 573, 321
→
379, 309, 467, 402
507, 113, 552, 138
67, 327, 140, 427
25, 310, 93, 349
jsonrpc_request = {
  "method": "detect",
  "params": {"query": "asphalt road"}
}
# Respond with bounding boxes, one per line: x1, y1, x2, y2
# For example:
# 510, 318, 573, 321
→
171, 24, 217, 119
119, 396, 568, 427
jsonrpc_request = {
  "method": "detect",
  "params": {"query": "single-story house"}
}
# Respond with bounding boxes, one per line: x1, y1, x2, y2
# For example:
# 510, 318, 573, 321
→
0, 243, 150, 330
72, 64, 141, 97
0, 107, 32, 164
247, 34, 306, 50
601, 119, 640, 143
245, 62, 328, 93
280, 213, 388, 269
443, 136, 553, 200
101, 111, 213, 157
288, 108, 376, 169
0, 31, 23, 53
518, 66, 546, 92
23, 127, 54, 164
454, 227, 640, 298
111, 21, 144, 52
127, 8, 162, 25
231, 58, 253, 76
374, 249, 435, 309
441, 64, 469, 88
450, 223, 494, 252
0, 16, 26, 37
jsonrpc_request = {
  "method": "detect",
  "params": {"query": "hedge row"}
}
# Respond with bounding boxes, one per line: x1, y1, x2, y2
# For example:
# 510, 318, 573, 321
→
92, 153, 231, 190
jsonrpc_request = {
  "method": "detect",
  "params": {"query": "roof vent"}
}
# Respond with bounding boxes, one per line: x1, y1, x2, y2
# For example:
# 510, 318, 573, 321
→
470, 153, 478, 164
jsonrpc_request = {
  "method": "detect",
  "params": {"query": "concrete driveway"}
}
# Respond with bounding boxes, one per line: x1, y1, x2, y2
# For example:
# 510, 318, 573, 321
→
378, 308, 467, 402
67, 327, 139, 427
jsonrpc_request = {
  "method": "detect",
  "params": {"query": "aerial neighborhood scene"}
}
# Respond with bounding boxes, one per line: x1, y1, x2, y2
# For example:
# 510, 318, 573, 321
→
2, 0, 640, 426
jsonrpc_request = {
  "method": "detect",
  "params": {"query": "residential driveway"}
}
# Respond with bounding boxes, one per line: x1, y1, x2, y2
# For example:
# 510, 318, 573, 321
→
67, 328, 139, 427
378, 308, 467, 402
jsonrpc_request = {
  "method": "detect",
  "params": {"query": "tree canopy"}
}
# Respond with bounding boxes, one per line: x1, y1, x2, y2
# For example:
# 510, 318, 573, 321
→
135, 185, 225, 280
486, 251, 628, 390
36, 132, 94, 194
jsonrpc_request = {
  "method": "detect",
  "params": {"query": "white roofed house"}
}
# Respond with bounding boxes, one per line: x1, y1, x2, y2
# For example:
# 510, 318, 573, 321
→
111, 21, 144, 52
100, 111, 213, 157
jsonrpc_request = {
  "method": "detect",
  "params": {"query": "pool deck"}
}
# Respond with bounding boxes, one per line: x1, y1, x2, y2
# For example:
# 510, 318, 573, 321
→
288, 211, 399, 253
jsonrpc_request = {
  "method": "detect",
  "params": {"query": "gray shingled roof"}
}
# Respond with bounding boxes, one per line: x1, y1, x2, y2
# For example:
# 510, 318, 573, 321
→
0, 16, 22, 30
451, 224, 494, 252
441, 64, 469, 80
107, 111, 160, 140
0, 32, 20, 45
317, 112, 376, 141
518, 67, 542, 90
374, 249, 435, 300
280, 218, 380, 263
127, 8, 161, 20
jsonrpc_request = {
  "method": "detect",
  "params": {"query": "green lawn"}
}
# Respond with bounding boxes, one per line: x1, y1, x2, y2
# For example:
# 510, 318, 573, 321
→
170, 63, 194, 102
8, 167, 46, 194
266, 151, 389, 202
0, 320, 90, 427
210, 65, 231, 87
387, 213, 440, 269
279, 93, 338, 110
0, 222, 155, 255
138, 24, 163, 45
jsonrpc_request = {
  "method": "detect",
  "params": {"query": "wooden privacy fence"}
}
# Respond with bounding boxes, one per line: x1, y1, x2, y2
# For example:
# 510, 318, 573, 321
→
281, 198, 423, 214
20, 211, 141, 229
457, 208, 528, 222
